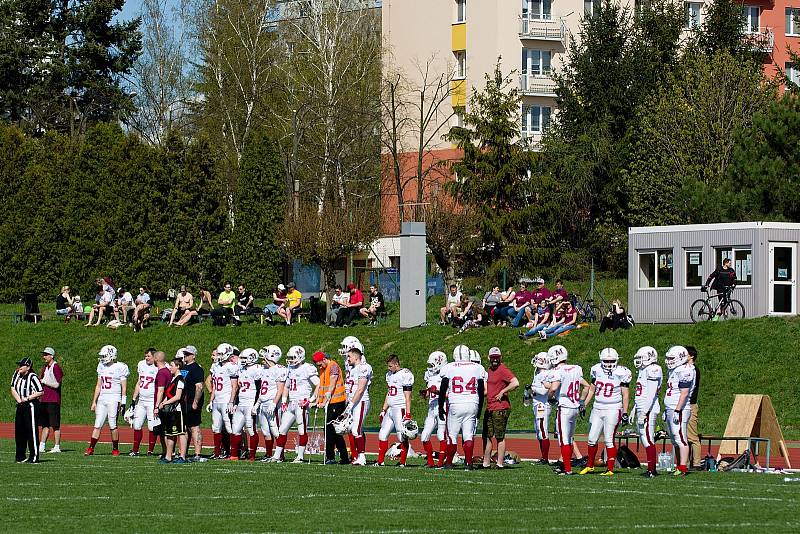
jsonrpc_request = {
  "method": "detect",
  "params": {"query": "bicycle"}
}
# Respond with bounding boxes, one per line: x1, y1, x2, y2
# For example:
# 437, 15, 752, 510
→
572, 293, 602, 323
689, 286, 745, 323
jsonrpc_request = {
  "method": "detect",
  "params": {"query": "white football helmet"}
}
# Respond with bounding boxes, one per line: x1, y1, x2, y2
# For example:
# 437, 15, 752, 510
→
286, 345, 306, 366
215, 343, 234, 362
331, 411, 353, 435
665, 345, 688, 370
98, 345, 117, 364
240, 348, 259, 366
634, 346, 658, 369
532, 351, 551, 370
400, 419, 419, 440
453, 344, 470, 362
548, 344, 568, 366
599, 348, 620, 371
259, 345, 282, 364
469, 349, 481, 364
339, 336, 363, 357
427, 351, 447, 373
123, 404, 135, 425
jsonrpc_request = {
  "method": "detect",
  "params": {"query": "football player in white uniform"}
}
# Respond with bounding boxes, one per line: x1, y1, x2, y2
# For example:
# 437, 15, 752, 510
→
420, 350, 447, 468
375, 354, 414, 466
438, 344, 485, 470
86, 345, 129, 456
580, 348, 632, 476
207, 343, 239, 459
530, 351, 555, 464
664, 345, 696, 476
344, 341, 372, 466
257, 345, 287, 461
270, 346, 320, 463
230, 348, 262, 461
546, 344, 589, 475
632, 346, 662, 477
129, 348, 159, 456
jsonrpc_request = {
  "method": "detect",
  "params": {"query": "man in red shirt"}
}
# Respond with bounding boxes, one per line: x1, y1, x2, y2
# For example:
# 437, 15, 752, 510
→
336, 283, 364, 327
151, 351, 171, 458
481, 347, 519, 469
39, 347, 64, 453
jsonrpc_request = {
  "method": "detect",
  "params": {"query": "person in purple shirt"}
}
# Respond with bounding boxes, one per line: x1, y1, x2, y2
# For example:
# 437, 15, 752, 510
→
545, 279, 569, 307
38, 347, 63, 453
525, 278, 552, 322
508, 281, 533, 328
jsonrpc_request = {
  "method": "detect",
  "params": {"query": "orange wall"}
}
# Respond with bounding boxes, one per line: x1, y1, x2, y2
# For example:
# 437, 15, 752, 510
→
759, 1, 800, 82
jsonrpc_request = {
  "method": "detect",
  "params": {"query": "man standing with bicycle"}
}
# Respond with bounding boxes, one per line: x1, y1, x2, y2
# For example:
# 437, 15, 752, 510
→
703, 258, 736, 321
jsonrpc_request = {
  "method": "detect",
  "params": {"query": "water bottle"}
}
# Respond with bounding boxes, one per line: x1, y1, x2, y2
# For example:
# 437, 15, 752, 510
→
522, 386, 532, 407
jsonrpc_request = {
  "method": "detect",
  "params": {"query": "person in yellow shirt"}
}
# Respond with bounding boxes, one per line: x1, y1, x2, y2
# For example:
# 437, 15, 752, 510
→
312, 351, 349, 464
284, 282, 302, 325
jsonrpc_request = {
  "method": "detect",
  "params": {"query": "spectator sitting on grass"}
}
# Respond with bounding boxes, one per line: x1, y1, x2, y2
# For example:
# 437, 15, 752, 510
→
263, 283, 287, 323
85, 285, 114, 327
508, 281, 533, 328
131, 286, 152, 331
452, 294, 474, 328
232, 284, 254, 325
458, 302, 487, 334
56, 286, 75, 321
326, 285, 348, 326
360, 285, 385, 326
482, 286, 503, 323
174, 285, 213, 327
168, 286, 194, 326
495, 286, 516, 325
336, 283, 364, 327
211, 283, 235, 326
545, 279, 568, 307
539, 301, 578, 340
518, 301, 552, 339
283, 282, 302, 325
115, 286, 134, 323
598, 300, 632, 332
439, 284, 462, 325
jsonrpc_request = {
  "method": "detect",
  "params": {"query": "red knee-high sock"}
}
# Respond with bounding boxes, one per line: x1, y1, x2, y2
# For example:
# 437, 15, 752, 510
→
89, 436, 98, 448
446, 443, 458, 465
147, 430, 157, 453
646, 445, 656, 472
399, 441, 409, 464
463, 440, 474, 467
264, 438, 274, 457
356, 436, 366, 456
587, 443, 598, 468
112, 440, 119, 451
539, 439, 550, 460
276, 434, 288, 448
349, 435, 357, 456
606, 447, 617, 472
230, 434, 242, 459
561, 444, 573, 473
377, 440, 389, 464
248, 435, 259, 460
678, 463, 688, 473
438, 441, 447, 467
213, 433, 223, 456
423, 441, 434, 466
133, 429, 143, 453
298, 433, 308, 447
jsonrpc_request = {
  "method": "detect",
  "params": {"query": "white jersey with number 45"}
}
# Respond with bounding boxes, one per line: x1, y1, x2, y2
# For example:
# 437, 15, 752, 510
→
385, 368, 414, 407
286, 363, 318, 402
136, 360, 158, 403
664, 364, 696, 411
552, 364, 584, 409
589, 364, 632, 409
97, 362, 129, 400
440, 361, 483, 406
210, 362, 239, 404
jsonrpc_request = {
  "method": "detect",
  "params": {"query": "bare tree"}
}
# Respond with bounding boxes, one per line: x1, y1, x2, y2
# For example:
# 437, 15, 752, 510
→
422, 195, 475, 286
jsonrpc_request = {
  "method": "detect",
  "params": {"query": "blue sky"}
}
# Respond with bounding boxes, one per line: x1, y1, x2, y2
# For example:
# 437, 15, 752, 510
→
119, 0, 144, 21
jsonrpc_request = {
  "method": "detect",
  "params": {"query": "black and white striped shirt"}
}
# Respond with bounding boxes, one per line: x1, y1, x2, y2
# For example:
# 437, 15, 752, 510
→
11, 370, 42, 400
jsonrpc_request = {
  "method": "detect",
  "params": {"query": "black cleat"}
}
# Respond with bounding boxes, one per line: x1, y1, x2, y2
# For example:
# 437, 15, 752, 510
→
641, 470, 658, 478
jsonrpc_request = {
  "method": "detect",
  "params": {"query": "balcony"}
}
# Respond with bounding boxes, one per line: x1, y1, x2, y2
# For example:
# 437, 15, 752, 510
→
519, 16, 569, 48
742, 27, 774, 53
519, 130, 544, 150
519, 73, 557, 97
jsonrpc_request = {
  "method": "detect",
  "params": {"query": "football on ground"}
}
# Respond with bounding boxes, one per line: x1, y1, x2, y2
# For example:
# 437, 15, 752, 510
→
0, 441, 797, 533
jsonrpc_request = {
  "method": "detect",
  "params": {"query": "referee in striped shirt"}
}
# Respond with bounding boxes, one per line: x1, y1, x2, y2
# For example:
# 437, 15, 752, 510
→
11, 357, 43, 463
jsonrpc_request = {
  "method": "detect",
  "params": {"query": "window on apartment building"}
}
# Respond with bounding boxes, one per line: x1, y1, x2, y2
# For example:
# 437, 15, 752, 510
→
716, 247, 753, 285
523, 0, 552, 20
787, 62, 800, 88
584, 0, 601, 17
638, 249, 674, 289
451, 108, 465, 128
787, 8, 800, 35
456, 0, 466, 23
455, 51, 466, 79
522, 49, 552, 76
685, 2, 702, 29
742, 6, 760, 33
521, 105, 552, 133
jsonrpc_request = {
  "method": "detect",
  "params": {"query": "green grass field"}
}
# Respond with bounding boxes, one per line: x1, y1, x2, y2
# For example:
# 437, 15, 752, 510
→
0, 440, 798, 533
2, 296, 800, 439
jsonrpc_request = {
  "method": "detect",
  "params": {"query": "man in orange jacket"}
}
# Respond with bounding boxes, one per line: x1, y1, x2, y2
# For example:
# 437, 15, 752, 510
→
313, 352, 350, 464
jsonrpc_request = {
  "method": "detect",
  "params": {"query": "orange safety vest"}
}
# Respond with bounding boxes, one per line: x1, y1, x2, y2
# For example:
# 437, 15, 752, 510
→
319, 361, 347, 405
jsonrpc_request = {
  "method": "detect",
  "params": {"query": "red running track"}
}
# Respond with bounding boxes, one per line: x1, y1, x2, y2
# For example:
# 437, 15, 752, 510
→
3, 423, 797, 468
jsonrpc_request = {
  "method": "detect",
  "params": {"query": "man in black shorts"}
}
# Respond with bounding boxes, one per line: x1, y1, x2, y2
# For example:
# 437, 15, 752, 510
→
180, 346, 206, 462
38, 347, 63, 453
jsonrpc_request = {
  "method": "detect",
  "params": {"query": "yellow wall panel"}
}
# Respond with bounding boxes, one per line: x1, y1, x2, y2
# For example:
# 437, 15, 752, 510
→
451, 79, 466, 107
451, 23, 466, 51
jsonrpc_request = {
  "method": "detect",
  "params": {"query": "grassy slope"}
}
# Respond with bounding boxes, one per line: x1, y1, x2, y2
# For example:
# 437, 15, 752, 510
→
1, 294, 799, 440
0, 442, 798, 533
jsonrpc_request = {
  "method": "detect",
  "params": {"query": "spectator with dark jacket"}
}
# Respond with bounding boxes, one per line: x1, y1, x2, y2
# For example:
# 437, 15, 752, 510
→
360, 285, 385, 326
599, 300, 633, 332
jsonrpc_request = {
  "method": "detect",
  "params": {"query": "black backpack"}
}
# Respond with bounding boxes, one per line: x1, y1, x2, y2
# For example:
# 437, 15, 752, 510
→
615, 445, 641, 469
